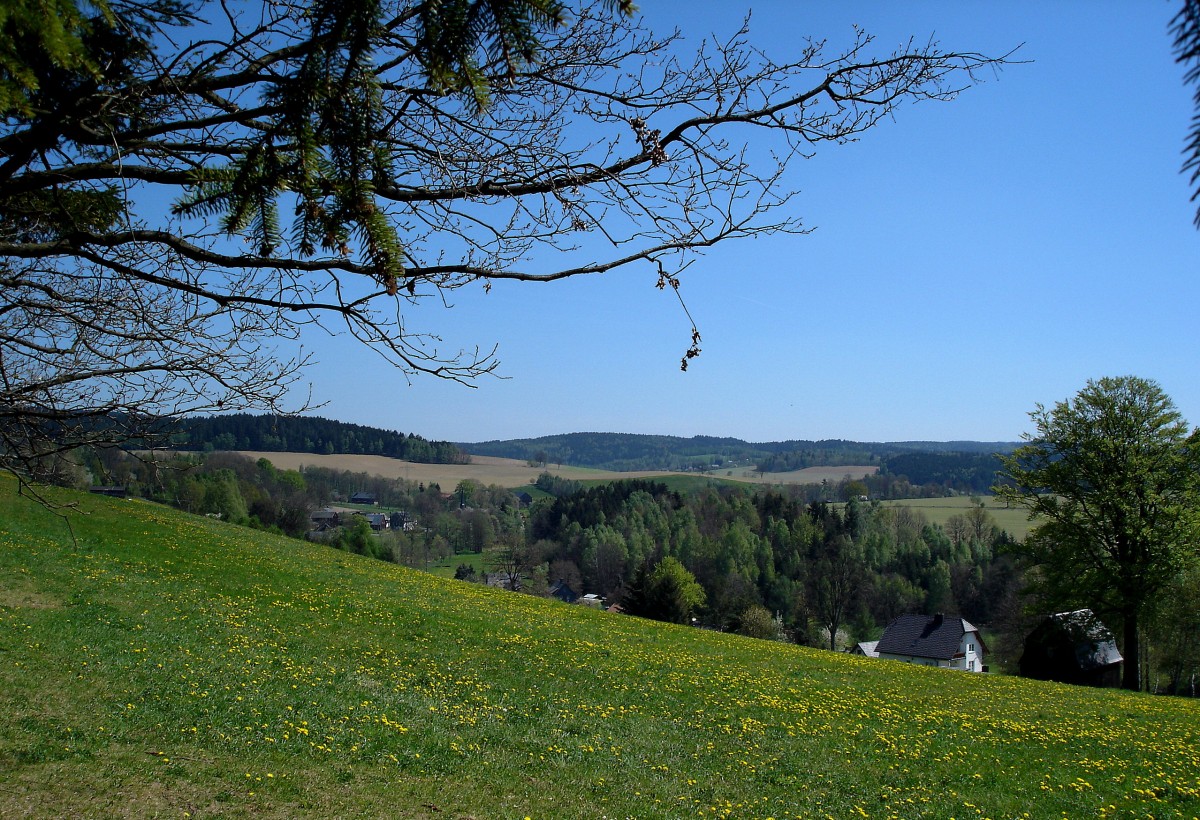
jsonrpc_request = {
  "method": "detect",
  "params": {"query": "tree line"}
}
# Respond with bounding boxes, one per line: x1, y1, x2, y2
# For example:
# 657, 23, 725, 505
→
82, 446, 522, 562
177, 414, 469, 464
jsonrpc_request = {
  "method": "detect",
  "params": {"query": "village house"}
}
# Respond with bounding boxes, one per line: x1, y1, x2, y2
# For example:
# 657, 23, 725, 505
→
309, 508, 340, 531
549, 579, 580, 604
359, 512, 389, 531
390, 510, 416, 532
875, 613, 987, 672
484, 572, 521, 592
1019, 609, 1123, 688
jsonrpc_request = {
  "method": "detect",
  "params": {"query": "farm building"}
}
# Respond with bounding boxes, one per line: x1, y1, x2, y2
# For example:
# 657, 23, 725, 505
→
849, 641, 880, 658
309, 508, 340, 531
876, 614, 986, 672
1019, 609, 1123, 688
549, 580, 579, 603
484, 572, 521, 592
359, 512, 389, 531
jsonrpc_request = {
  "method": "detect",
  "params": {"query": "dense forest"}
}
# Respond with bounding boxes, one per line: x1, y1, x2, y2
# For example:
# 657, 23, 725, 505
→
177, 414, 468, 463
879, 452, 1006, 495
525, 479, 1023, 653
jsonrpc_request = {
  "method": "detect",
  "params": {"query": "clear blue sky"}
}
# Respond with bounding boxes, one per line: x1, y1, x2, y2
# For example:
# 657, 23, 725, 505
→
308, 2, 1200, 445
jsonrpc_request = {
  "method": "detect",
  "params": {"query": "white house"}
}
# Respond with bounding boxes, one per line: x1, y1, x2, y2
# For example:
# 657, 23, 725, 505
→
875, 614, 986, 672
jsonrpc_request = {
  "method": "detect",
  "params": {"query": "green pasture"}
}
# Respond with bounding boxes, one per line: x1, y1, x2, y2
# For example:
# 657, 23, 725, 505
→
1, 477, 1195, 818
425, 549, 487, 579
875, 495, 1036, 541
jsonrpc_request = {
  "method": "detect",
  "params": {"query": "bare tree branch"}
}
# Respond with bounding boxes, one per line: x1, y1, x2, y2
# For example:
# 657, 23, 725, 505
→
1, 0, 1011, 480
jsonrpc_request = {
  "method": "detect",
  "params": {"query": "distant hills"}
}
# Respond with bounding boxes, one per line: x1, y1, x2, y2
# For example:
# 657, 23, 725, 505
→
462, 432, 1020, 494
177, 416, 1020, 493
462, 431, 1017, 474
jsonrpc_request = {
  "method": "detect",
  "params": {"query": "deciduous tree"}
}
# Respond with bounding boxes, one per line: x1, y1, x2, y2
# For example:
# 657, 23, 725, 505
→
995, 376, 1200, 691
811, 534, 864, 651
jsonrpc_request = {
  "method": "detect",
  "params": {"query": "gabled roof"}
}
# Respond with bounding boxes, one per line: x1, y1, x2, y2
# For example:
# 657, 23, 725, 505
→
548, 580, 579, 603
1046, 609, 1123, 670
852, 640, 880, 658
876, 614, 981, 661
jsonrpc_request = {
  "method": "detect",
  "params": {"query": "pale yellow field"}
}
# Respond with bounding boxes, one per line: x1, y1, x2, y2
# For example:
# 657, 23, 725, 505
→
234, 451, 876, 489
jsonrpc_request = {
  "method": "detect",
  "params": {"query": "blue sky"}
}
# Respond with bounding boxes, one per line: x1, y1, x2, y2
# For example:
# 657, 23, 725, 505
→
308, 2, 1200, 445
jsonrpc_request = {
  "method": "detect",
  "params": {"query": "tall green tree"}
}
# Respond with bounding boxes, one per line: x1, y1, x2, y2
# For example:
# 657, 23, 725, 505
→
995, 376, 1200, 691
623, 556, 706, 625
811, 534, 865, 651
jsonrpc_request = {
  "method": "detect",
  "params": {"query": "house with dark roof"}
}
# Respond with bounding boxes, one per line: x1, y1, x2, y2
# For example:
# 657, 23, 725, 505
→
358, 512, 390, 531
1019, 609, 1123, 688
548, 579, 579, 604
876, 614, 986, 672
349, 492, 376, 506
309, 508, 340, 531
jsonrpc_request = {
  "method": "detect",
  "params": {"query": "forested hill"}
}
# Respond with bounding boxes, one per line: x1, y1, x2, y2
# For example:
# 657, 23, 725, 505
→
464, 432, 788, 471
461, 432, 1018, 480
177, 414, 468, 463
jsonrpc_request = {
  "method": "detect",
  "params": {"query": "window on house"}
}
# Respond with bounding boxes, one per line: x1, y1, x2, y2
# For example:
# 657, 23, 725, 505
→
968, 643, 975, 652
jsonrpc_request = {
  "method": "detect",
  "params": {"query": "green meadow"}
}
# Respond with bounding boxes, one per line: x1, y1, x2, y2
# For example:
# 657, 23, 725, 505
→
1, 478, 1197, 819
873, 497, 1037, 542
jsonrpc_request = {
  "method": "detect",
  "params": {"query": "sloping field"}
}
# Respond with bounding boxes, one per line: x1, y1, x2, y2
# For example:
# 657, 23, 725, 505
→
234, 450, 875, 489
237, 450, 638, 487
1, 478, 1197, 818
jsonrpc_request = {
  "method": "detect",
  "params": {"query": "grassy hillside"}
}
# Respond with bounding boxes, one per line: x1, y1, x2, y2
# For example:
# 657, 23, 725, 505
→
2, 478, 1197, 819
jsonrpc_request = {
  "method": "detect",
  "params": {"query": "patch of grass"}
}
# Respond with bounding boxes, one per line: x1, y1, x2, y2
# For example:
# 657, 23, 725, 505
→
1, 476, 1196, 818
875, 496, 1036, 540
424, 550, 487, 579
